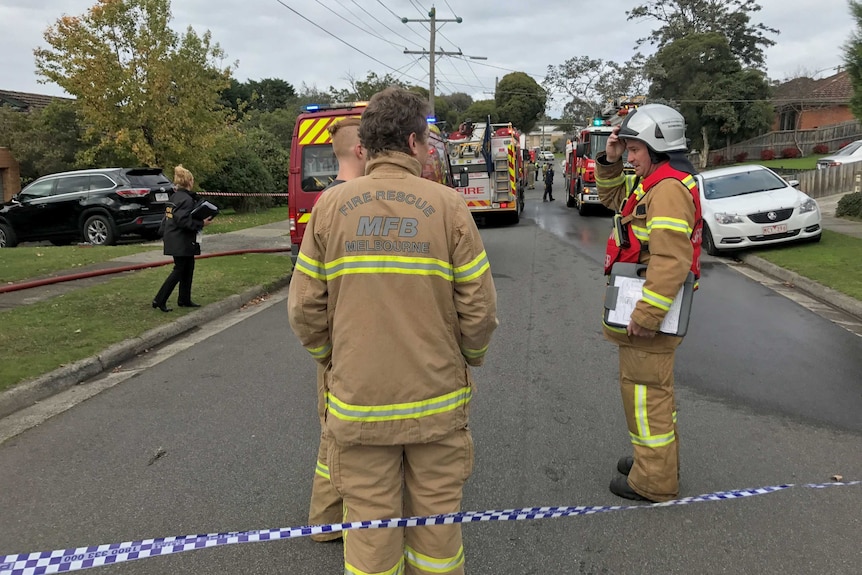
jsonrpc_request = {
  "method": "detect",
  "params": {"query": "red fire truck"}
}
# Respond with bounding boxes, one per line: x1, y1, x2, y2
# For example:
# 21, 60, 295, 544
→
446, 119, 527, 225
564, 99, 643, 216
287, 102, 454, 264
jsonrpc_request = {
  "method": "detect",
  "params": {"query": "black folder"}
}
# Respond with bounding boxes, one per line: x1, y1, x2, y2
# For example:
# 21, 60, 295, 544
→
190, 200, 219, 220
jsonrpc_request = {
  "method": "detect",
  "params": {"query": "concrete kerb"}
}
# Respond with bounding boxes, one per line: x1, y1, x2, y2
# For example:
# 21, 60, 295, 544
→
0, 275, 292, 420
738, 253, 862, 321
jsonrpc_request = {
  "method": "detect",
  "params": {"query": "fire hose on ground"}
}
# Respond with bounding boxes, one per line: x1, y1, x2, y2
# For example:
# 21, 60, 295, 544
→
0, 248, 292, 295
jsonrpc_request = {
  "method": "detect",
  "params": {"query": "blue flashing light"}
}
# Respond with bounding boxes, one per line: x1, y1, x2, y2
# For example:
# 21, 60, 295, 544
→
426, 115, 437, 124
592, 117, 604, 126
304, 104, 321, 112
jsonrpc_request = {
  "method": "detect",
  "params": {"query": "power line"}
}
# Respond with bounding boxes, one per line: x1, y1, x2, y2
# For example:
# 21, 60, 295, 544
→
315, 0, 405, 50
349, 0, 424, 49
376, 0, 427, 43
271, 0, 426, 85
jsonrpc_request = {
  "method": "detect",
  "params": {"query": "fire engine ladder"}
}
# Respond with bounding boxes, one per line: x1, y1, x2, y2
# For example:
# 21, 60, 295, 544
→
493, 154, 510, 200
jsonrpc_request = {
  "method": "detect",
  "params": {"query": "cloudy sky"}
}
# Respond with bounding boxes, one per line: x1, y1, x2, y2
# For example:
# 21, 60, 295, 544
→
0, 0, 855, 115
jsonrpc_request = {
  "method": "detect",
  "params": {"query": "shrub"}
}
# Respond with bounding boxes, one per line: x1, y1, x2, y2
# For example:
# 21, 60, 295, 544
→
780, 147, 800, 159
813, 144, 829, 154
734, 152, 749, 163
839, 140, 853, 149
836, 191, 862, 219
760, 149, 776, 161
712, 154, 725, 166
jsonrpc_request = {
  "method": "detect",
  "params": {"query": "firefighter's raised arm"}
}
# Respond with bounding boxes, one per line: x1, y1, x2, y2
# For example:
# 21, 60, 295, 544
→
605, 126, 625, 163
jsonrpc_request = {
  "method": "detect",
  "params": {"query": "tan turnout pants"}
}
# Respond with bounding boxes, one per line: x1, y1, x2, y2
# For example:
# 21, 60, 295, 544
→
329, 428, 474, 575
308, 363, 343, 541
619, 345, 680, 502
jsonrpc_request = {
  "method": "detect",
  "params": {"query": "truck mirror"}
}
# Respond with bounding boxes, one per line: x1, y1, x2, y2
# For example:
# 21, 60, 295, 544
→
576, 143, 585, 158
459, 169, 469, 188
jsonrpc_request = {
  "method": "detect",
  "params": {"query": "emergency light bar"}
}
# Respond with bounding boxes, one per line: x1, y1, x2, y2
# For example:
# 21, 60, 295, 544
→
303, 101, 369, 112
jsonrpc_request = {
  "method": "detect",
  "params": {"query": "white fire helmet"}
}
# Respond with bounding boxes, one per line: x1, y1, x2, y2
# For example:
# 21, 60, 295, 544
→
618, 104, 688, 153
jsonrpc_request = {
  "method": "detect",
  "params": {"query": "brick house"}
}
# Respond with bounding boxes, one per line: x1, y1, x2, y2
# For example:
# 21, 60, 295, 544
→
772, 70, 854, 131
0, 89, 73, 201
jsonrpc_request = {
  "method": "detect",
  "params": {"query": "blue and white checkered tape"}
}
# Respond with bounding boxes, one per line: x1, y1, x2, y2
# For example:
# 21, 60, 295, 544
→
0, 481, 858, 575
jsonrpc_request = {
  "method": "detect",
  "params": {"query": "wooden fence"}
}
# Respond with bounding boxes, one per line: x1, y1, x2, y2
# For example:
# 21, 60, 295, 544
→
794, 163, 862, 199
712, 120, 862, 162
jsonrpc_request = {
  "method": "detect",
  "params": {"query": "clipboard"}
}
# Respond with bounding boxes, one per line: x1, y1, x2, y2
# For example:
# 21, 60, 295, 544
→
190, 200, 219, 220
603, 263, 695, 336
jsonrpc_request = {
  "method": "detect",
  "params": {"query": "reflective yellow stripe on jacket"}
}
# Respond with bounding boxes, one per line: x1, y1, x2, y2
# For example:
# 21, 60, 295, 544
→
295, 251, 490, 284
326, 387, 472, 423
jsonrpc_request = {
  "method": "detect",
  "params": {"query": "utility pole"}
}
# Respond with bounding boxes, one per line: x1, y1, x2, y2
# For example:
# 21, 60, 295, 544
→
402, 7, 485, 116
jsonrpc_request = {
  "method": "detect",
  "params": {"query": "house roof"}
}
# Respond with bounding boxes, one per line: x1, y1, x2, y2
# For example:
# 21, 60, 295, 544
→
772, 70, 851, 105
0, 89, 73, 111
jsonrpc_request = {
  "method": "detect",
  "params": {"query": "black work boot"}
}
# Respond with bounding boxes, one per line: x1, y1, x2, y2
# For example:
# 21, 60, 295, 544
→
609, 476, 654, 502
617, 456, 634, 475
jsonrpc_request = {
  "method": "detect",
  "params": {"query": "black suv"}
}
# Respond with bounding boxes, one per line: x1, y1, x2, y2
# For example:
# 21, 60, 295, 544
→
0, 168, 173, 247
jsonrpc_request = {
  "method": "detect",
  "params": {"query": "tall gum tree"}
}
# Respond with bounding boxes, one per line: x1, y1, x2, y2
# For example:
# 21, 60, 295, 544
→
34, 0, 234, 173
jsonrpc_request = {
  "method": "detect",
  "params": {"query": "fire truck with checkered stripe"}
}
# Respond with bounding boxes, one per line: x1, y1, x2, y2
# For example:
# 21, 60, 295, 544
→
446, 120, 527, 225
564, 97, 644, 216
287, 102, 455, 264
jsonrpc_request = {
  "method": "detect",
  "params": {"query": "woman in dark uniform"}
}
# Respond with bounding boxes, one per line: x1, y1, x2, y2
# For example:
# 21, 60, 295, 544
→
152, 165, 213, 312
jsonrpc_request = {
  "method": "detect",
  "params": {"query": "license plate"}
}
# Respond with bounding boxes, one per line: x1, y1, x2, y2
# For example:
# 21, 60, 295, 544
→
155, 192, 169, 202
585, 194, 598, 201
762, 224, 787, 235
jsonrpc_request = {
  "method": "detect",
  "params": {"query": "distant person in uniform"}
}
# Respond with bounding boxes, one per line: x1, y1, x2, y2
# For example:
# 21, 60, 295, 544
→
543, 164, 555, 202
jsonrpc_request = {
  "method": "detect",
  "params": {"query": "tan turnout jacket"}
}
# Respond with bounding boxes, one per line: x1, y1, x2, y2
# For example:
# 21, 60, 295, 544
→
595, 153, 695, 351
288, 152, 498, 445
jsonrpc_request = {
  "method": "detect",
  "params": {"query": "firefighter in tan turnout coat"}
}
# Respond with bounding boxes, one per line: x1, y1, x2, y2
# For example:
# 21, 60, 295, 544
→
594, 104, 702, 503
288, 87, 498, 575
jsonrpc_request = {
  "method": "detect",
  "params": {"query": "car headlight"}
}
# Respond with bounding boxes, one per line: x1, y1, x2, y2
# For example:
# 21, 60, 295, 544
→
799, 198, 818, 213
714, 212, 744, 224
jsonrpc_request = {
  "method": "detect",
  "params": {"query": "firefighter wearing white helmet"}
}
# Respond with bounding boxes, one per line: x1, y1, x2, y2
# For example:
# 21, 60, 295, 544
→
594, 103, 703, 503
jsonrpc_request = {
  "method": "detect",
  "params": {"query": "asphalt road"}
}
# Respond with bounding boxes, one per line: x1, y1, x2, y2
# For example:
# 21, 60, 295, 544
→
1, 182, 860, 574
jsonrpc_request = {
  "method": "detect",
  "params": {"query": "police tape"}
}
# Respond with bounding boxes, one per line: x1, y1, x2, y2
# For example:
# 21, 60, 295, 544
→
1, 481, 857, 575
196, 192, 289, 197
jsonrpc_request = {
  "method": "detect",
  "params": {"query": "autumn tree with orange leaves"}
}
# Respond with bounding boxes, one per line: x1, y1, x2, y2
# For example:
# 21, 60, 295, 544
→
34, 0, 234, 174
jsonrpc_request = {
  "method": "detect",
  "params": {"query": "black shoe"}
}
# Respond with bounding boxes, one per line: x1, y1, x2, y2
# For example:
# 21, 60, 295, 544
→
617, 456, 634, 475
152, 301, 173, 313
609, 476, 653, 502
550, 197, 555, 201
178, 301, 201, 308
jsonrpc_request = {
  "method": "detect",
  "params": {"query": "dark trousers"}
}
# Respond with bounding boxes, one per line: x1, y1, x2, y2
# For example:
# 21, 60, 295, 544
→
543, 182, 554, 200
154, 256, 196, 305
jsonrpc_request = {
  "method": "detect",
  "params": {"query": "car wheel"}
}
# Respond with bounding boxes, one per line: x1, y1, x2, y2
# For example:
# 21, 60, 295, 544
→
0, 222, 18, 248
510, 210, 520, 225
703, 225, 719, 256
566, 189, 576, 208
83, 214, 117, 246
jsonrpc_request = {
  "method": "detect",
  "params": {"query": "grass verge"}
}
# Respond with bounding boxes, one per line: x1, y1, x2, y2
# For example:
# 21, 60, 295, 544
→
1, 245, 158, 284
752, 230, 862, 300
0, 253, 292, 392
206, 206, 288, 234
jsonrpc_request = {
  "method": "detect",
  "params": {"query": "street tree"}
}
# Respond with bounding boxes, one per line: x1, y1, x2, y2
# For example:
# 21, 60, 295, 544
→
329, 71, 407, 102
0, 100, 86, 181
627, 0, 778, 69
845, 0, 862, 121
546, 55, 649, 127
648, 32, 772, 165
495, 72, 546, 133
461, 100, 499, 125
34, 0, 233, 172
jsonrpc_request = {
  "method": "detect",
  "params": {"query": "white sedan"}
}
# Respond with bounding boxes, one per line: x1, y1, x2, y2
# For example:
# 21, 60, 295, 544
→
697, 164, 822, 255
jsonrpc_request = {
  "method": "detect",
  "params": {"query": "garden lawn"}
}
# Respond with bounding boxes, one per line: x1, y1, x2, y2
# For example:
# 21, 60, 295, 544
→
753, 230, 862, 301
0, 253, 292, 391
738, 155, 826, 171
